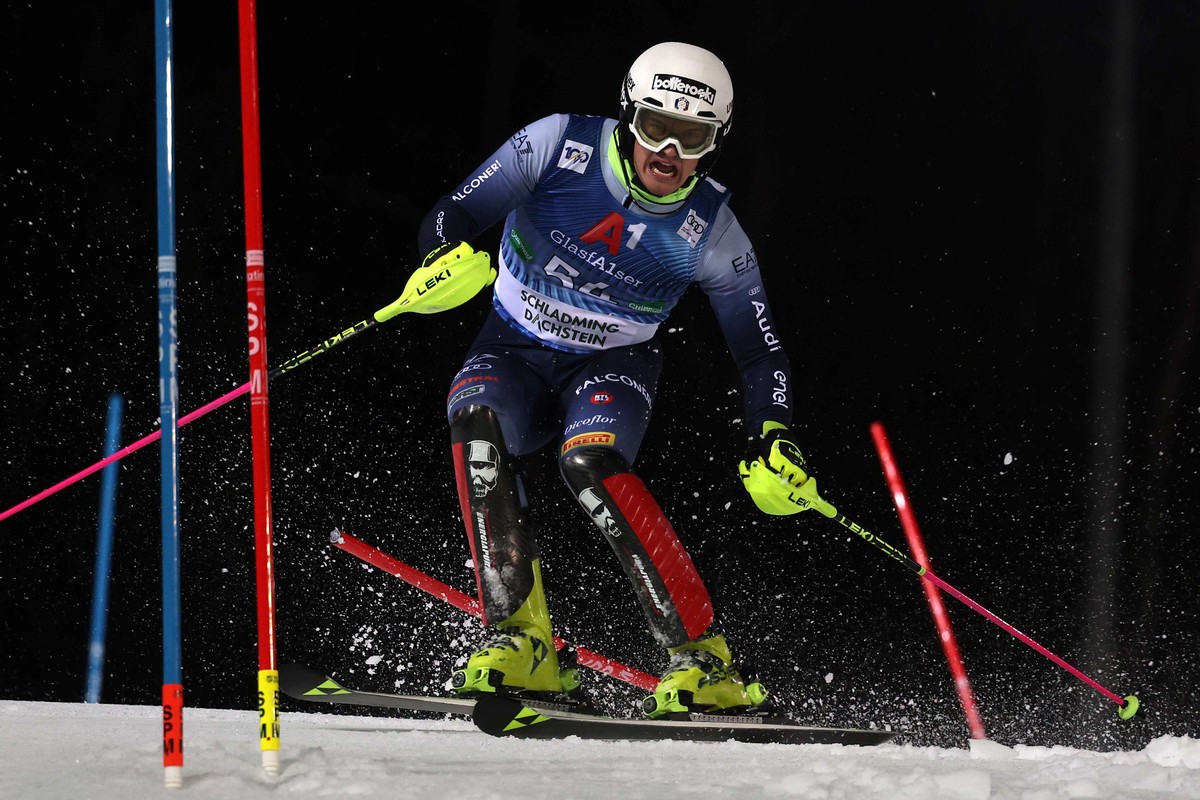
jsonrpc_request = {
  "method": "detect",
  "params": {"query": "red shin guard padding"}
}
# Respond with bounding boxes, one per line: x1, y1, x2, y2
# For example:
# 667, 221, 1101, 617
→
602, 473, 713, 640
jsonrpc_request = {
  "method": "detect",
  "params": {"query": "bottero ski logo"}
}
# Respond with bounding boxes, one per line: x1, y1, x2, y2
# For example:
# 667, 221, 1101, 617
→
651, 73, 716, 106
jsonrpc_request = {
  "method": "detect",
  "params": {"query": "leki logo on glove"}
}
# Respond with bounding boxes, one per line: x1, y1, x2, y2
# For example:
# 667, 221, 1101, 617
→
776, 441, 806, 467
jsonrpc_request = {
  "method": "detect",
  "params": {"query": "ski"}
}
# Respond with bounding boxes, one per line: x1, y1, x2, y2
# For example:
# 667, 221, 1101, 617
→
473, 695, 897, 746
279, 662, 476, 717
281, 664, 898, 746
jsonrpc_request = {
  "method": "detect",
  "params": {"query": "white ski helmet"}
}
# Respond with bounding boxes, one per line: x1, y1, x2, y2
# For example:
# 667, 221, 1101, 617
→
619, 42, 734, 161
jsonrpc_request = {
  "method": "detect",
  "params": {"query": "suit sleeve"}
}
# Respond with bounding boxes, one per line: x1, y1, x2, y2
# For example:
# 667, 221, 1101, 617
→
416, 114, 569, 257
696, 206, 794, 435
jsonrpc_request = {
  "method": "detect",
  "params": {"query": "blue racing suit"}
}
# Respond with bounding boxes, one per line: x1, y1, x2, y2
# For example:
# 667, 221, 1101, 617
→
418, 114, 794, 648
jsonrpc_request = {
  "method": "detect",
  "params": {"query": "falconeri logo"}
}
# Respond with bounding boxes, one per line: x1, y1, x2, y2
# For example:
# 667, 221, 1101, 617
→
651, 73, 716, 106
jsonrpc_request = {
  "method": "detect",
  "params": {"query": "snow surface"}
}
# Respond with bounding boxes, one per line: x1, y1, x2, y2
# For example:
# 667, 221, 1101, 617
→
2, 700, 1197, 799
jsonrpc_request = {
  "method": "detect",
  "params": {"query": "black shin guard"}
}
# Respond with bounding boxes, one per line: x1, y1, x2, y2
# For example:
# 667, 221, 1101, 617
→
561, 446, 713, 647
450, 405, 538, 625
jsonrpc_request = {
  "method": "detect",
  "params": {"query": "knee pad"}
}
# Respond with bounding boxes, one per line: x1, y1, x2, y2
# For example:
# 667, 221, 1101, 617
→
450, 405, 540, 625
561, 447, 713, 647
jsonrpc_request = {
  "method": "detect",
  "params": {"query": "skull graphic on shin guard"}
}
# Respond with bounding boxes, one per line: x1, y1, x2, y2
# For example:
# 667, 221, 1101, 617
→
578, 487, 621, 538
467, 440, 500, 498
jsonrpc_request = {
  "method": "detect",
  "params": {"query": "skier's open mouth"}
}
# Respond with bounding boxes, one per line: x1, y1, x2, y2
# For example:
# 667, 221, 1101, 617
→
648, 158, 678, 178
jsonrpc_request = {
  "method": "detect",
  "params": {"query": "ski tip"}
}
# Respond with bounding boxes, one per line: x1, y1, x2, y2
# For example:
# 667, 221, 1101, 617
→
279, 662, 339, 696
472, 696, 545, 738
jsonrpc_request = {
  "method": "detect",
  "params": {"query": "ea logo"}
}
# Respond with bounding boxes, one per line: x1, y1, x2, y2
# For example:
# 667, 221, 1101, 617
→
591, 392, 613, 404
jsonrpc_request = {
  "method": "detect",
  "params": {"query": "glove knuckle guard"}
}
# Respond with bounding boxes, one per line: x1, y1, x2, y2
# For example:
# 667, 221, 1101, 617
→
738, 426, 835, 517
389, 243, 495, 319
421, 241, 468, 269
739, 457, 803, 516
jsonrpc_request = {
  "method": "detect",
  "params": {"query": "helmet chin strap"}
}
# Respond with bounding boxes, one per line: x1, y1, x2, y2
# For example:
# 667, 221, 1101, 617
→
608, 130, 699, 209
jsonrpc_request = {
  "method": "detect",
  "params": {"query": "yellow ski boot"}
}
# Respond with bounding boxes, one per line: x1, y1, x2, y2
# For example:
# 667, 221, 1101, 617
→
450, 559, 579, 697
641, 632, 767, 718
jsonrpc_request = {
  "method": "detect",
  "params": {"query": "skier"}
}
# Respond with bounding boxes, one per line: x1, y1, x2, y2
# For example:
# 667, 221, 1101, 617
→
414, 42, 831, 718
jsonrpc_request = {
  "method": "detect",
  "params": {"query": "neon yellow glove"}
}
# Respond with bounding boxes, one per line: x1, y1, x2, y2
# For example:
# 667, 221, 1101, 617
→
737, 422, 837, 518
375, 242, 496, 322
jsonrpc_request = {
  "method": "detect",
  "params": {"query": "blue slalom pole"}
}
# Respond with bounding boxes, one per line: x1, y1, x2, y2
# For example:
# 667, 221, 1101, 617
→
85, 393, 124, 704
155, 0, 184, 786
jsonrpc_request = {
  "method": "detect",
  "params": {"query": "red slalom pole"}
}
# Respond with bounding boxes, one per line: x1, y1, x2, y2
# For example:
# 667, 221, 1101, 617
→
237, 0, 280, 775
870, 422, 986, 740
331, 529, 659, 691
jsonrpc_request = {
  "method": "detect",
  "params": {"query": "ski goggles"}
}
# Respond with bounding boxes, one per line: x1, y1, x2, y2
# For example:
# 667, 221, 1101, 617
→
629, 106, 720, 159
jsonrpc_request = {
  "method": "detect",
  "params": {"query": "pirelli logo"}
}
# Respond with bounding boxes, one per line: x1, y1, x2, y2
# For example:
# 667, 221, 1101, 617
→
561, 431, 616, 454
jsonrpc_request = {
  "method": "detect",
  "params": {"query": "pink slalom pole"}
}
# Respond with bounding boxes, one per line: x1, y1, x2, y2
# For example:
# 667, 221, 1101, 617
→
870, 421, 986, 740
0, 383, 251, 524
331, 528, 659, 692
3, 287, 418, 528
826, 482, 1139, 717
921, 570, 1129, 706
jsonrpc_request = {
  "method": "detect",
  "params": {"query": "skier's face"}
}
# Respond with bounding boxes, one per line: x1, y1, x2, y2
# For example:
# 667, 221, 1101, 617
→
631, 139, 696, 197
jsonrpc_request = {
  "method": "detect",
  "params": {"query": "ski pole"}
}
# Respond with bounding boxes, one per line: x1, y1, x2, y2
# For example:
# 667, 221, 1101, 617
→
0, 246, 496, 525
818, 506, 1141, 719
331, 528, 659, 692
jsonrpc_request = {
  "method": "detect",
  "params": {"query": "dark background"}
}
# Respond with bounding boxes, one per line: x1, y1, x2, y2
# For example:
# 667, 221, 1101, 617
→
3, 1, 1198, 751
